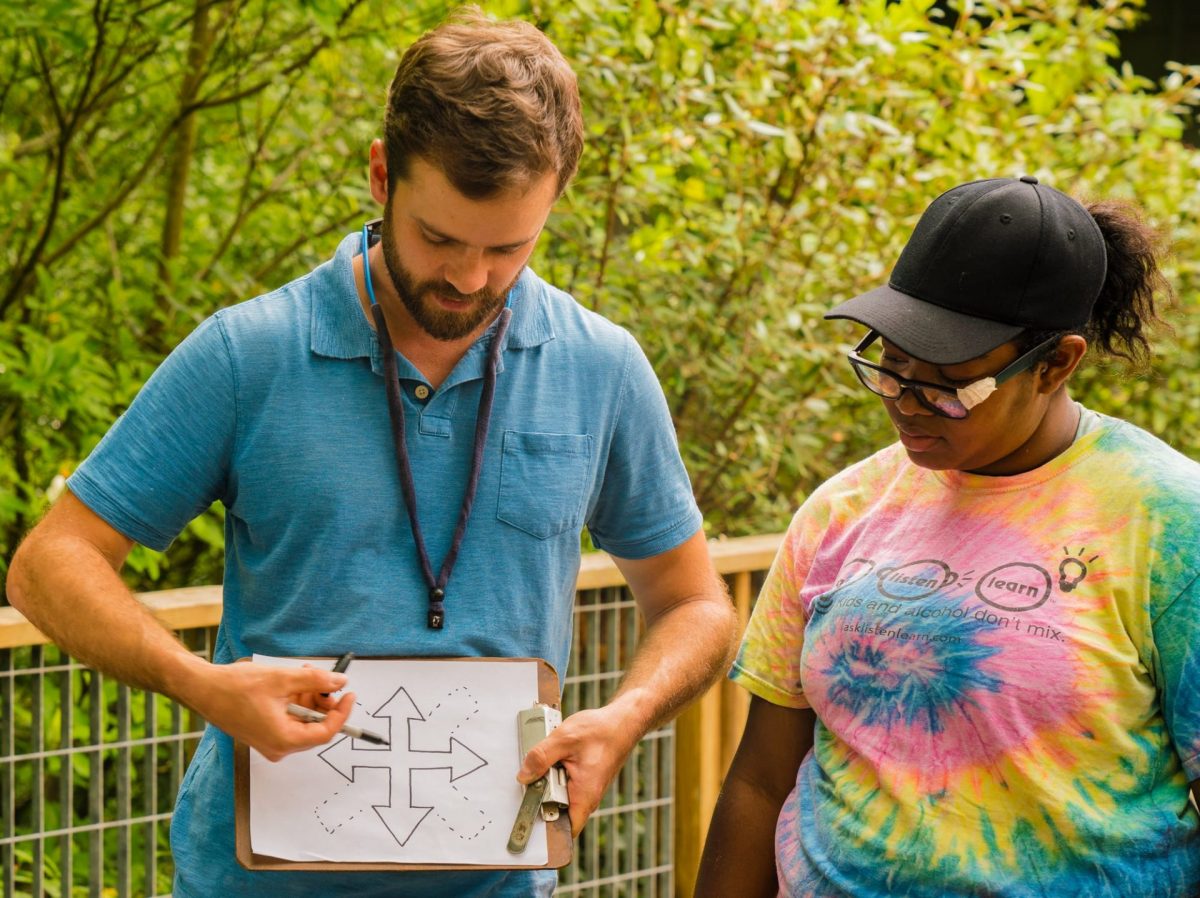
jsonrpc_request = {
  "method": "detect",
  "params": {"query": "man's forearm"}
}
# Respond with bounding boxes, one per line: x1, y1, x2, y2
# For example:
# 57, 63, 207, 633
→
515, 572, 737, 835
8, 494, 359, 760
607, 588, 738, 739
7, 530, 206, 704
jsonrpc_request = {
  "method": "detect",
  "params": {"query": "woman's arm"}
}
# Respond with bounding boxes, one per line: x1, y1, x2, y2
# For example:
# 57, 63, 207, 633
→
695, 696, 817, 898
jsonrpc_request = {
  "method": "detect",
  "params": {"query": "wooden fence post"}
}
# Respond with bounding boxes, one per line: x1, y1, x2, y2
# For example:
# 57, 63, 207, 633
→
673, 677, 724, 898
674, 568, 756, 897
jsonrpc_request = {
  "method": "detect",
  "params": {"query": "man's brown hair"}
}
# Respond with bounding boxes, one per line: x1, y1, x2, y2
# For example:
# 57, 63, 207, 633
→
384, 7, 583, 199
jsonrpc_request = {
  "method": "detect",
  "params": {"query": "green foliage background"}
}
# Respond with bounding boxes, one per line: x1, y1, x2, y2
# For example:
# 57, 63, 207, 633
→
2, 0, 1198, 595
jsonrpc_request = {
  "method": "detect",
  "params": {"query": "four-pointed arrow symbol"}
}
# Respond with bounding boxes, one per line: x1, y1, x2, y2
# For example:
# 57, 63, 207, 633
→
315, 686, 489, 847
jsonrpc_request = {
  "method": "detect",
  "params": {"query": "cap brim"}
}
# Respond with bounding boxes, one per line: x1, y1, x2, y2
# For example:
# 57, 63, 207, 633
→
825, 284, 1023, 364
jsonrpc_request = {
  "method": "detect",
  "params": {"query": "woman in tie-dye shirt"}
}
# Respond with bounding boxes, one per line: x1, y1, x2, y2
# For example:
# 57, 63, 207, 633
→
696, 177, 1200, 898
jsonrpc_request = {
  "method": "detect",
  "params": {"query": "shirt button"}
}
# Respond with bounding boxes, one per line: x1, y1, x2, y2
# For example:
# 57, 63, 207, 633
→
414, 384, 431, 401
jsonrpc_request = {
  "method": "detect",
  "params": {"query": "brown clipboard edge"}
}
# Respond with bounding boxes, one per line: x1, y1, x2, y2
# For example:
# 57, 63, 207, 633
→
234, 656, 571, 871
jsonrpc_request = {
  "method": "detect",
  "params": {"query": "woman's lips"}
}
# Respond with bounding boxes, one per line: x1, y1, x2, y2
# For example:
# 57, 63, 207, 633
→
897, 428, 942, 453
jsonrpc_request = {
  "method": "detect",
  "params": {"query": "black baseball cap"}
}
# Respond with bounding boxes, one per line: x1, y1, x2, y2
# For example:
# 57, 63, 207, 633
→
825, 176, 1108, 364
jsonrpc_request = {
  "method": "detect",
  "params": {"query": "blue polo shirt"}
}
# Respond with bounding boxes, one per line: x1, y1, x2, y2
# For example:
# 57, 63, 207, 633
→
68, 232, 702, 896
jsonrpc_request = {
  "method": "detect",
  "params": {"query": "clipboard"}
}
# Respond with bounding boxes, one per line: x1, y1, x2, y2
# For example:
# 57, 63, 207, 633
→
234, 656, 572, 871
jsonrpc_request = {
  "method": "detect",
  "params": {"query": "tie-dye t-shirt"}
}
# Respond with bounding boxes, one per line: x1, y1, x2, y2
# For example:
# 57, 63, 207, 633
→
732, 409, 1200, 898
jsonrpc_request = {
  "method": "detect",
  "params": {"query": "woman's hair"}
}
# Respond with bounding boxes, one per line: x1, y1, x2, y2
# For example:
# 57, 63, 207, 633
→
1017, 199, 1174, 369
383, 7, 583, 200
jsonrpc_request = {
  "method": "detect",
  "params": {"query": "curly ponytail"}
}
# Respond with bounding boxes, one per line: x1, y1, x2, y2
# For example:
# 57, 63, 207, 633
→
1082, 200, 1174, 366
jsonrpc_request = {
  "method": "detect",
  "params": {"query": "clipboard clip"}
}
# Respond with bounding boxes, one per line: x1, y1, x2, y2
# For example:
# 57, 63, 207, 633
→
507, 703, 569, 853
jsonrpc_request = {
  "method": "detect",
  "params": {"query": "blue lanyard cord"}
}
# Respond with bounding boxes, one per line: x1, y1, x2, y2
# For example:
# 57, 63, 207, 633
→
361, 222, 513, 630
362, 222, 380, 305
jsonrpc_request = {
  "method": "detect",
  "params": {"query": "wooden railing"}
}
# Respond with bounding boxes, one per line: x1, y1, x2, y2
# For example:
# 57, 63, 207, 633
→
0, 532, 782, 897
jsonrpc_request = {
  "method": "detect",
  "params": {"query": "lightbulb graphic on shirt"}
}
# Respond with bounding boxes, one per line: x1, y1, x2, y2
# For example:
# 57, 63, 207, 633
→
1058, 548, 1099, 592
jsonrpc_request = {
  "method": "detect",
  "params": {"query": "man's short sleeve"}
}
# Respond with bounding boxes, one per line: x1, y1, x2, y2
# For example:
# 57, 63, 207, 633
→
585, 337, 702, 559
67, 315, 237, 551
1152, 573, 1200, 782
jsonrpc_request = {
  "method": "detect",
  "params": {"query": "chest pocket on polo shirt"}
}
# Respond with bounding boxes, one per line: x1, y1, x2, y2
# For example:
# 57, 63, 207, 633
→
497, 431, 593, 539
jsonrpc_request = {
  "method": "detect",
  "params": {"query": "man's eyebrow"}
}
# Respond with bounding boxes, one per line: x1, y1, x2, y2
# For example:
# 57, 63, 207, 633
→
414, 217, 536, 252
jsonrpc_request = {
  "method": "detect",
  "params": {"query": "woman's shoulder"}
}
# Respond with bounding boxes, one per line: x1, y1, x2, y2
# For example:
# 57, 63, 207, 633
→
799, 442, 911, 517
1090, 411, 1200, 501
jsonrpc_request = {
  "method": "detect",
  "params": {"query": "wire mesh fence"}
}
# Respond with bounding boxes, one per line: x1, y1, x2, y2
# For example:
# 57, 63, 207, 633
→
0, 586, 669, 898
1, 631, 211, 898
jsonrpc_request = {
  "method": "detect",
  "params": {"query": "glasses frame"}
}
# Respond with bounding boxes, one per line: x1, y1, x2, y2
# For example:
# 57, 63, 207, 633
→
847, 330, 1060, 419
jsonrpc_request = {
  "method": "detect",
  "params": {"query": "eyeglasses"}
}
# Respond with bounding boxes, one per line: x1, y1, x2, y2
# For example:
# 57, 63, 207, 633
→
847, 331, 1059, 419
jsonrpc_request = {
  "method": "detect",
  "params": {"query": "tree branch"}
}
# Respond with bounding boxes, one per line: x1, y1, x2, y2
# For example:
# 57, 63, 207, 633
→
38, 119, 177, 269
32, 36, 66, 129
184, 0, 365, 114
692, 367, 768, 512
204, 2, 293, 97
0, 43, 21, 118
1, 2, 111, 321
196, 82, 320, 284
252, 211, 360, 285
14, 33, 161, 161
194, 0, 253, 93
148, 0, 216, 348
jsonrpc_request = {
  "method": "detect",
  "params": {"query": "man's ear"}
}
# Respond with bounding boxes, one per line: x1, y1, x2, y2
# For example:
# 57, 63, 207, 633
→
1037, 334, 1087, 394
369, 139, 389, 205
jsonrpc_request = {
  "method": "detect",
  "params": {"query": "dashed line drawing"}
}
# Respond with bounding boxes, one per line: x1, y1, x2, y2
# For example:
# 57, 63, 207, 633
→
314, 769, 387, 834
314, 685, 490, 847
432, 781, 493, 841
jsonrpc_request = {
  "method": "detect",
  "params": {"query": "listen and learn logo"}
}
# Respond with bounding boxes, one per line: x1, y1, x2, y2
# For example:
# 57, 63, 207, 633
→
975, 562, 1052, 612
875, 560, 963, 601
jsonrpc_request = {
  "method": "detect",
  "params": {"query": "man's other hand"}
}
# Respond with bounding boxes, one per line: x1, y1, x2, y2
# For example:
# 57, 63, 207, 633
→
515, 706, 638, 837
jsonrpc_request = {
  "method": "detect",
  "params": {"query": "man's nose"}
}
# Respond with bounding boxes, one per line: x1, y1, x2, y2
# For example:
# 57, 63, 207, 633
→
444, 248, 488, 295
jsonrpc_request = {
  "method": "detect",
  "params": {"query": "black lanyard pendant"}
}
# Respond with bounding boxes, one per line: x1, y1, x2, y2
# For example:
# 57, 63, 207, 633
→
428, 588, 445, 630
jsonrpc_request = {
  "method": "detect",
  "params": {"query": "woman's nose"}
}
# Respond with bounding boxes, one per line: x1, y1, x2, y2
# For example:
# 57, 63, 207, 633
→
894, 387, 933, 416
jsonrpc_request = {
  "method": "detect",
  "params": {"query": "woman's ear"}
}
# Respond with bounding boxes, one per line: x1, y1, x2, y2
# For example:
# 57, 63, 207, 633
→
1037, 334, 1087, 394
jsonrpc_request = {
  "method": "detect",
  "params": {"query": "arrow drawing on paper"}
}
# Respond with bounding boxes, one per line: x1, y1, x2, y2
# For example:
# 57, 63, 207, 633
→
315, 686, 489, 847
313, 762, 390, 834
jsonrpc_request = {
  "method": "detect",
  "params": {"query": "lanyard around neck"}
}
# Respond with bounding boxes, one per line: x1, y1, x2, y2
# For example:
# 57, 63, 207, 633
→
361, 221, 512, 630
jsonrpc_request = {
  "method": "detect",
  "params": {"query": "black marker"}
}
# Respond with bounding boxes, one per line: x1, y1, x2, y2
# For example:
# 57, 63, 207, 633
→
285, 703, 389, 746
320, 652, 355, 697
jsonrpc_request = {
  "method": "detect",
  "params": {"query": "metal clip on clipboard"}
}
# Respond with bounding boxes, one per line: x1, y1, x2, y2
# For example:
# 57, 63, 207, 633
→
507, 703, 570, 853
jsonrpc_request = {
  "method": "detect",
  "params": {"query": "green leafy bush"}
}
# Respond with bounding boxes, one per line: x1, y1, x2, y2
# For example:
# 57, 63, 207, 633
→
535, 0, 1200, 537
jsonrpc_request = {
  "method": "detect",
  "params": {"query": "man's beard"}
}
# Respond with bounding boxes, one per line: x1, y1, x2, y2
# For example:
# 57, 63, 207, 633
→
379, 212, 517, 343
